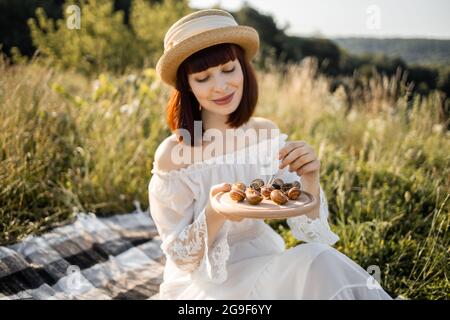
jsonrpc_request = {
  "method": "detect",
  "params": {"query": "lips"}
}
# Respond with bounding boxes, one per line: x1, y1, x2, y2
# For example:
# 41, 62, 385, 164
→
212, 92, 234, 105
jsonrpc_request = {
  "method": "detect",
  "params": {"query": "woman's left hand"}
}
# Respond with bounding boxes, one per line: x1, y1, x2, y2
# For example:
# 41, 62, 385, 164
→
278, 141, 320, 178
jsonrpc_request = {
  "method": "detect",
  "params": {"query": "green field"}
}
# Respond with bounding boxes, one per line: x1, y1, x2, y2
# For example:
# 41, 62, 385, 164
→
0, 54, 448, 299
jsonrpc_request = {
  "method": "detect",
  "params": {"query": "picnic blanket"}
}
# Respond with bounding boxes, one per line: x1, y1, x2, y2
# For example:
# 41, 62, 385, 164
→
0, 201, 165, 300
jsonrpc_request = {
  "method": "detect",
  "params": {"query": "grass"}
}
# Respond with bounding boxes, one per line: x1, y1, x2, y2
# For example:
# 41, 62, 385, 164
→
0, 55, 448, 299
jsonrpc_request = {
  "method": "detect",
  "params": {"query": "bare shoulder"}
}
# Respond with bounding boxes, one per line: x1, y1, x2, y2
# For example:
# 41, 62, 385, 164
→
250, 117, 280, 138
153, 134, 189, 173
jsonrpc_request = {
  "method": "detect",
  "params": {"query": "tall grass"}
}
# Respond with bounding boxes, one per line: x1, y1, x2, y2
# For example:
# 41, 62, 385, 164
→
260, 59, 449, 299
0, 56, 448, 299
0, 55, 169, 243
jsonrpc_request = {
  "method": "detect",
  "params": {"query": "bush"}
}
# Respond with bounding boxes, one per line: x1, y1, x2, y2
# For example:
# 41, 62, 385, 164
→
27, 0, 190, 75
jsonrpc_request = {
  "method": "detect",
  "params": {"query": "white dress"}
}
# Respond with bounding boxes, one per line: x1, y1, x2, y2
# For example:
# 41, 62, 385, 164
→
148, 132, 393, 300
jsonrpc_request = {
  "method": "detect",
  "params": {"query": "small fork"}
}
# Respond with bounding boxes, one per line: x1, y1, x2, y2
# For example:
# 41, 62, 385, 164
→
266, 173, 277, 186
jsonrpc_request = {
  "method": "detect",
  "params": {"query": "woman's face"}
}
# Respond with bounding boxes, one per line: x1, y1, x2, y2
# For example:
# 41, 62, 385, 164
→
187, 58, 244, 116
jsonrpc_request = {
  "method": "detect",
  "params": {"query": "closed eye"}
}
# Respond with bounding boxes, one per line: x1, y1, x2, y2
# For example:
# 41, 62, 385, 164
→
223, 67, 235, 73
196, 77, 208, 83
195, 67, 235, 82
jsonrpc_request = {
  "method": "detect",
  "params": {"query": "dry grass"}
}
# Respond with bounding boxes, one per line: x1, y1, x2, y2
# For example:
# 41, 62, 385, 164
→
1, 56, 448, 299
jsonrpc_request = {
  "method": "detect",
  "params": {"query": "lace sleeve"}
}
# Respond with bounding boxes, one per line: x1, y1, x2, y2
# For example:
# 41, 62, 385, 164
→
277, 168, 340, 245
148, 172, 232, 283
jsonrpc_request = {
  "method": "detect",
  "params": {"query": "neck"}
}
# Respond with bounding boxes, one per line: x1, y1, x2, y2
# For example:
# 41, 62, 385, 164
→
201, 109, 233, 134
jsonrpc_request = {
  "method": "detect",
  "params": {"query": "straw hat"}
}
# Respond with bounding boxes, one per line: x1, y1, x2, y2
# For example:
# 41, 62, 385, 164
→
156, 9, 260, 87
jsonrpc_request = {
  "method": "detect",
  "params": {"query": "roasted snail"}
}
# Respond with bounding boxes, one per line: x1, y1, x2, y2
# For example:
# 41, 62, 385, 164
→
231, 182, 246, 192
270, 189, 289, 205
226, 178, 301, 206
260, 185, 274, 199
229, 188, 246, 202
292, 181, 301, 189
287, 187, 301, 200
249, 178, 265, 191
245, 187, 263, 205
281, 182, 293, 194
270, 178, 284, 190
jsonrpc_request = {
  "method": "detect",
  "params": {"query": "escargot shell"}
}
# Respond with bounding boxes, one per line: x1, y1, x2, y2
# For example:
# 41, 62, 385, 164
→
260, 185, 274, 199
229, 188, 245, 202
287, 187, 301, 200
281, 182, 293, 194
270, 189, 288, 205
270, 178, 284, 190
292, 181, 301, 189
232, 182, 246, 192
249, 178, 265, 191
245, 188, 263, 205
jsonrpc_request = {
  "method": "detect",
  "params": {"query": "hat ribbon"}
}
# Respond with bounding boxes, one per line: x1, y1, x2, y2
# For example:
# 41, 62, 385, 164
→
164, 15, 238, 51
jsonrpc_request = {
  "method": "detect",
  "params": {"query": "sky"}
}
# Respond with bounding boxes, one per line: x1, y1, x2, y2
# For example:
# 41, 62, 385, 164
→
189, 0, 450, 39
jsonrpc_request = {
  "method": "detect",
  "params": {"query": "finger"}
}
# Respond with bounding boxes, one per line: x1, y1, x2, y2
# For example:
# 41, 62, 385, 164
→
288, 153, 316, 172
296, 160, 320, 176
279, 147, 304, 169
210, 183, 231, 197
278, 141, 306, 160
279, 146, 310, 169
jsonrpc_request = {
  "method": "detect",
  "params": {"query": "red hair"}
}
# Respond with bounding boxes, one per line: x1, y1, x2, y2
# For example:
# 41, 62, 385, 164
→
166, 43, 258, 146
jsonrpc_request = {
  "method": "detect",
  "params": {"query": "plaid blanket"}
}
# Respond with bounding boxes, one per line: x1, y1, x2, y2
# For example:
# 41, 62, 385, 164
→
0, 202, 165, 300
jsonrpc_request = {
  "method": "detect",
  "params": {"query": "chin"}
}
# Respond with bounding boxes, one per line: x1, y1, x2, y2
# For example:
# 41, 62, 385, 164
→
207, 103, 239, 115
220, 106, 239, 116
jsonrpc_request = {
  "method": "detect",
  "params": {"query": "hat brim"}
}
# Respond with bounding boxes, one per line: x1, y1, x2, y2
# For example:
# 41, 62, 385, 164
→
156, 26, 259, 87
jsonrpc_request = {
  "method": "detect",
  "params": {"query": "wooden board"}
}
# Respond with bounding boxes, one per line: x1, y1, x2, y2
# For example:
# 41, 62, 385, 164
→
211, 190, 318, 219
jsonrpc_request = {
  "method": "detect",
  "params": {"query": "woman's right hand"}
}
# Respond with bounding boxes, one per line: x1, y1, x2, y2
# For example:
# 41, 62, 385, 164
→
206, 183, 244, 222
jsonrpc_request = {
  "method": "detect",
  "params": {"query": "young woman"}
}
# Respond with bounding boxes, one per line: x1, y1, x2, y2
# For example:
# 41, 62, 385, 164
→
148, 9, 393, 300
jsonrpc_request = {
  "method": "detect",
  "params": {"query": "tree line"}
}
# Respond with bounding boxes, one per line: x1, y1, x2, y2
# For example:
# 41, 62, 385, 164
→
0, 0, 448, 98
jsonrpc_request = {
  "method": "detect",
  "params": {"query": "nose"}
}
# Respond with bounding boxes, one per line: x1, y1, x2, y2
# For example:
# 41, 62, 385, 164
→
213, 76, 229, 93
